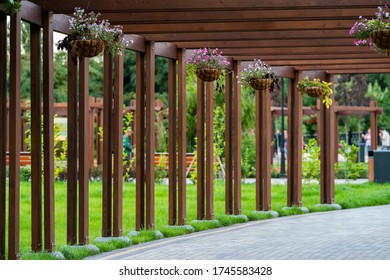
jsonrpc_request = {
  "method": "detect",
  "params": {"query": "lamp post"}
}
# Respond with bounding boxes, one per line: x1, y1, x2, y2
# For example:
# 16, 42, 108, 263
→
280, 78, 286, 178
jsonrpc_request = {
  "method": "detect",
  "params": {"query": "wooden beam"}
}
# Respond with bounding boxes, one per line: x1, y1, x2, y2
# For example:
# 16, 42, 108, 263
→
8, 11, 22, 260
0, 12, 7, 260
233, 62, 242, 215
205, 81, 214, 220
113, 54, 124, 237
102, 51, 113, 236
197, 79, 205, 220
78, 57, 89, 245
177, 49, 187, 225
135, 52, 146, 231
42, 11, 55, 253
67, 51, 77, 245
287, 71, 303, 207
168, 58, 177, 225
155, 42, 178, 59
30, 23, 42, 252
145, 42, 156, 229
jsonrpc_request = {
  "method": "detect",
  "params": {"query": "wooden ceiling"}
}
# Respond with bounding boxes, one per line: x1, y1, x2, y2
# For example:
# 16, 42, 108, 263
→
26, 0, 390, 73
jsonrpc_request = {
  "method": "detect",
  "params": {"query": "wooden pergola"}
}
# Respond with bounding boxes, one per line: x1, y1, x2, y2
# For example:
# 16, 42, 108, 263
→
1, 0, 389, 259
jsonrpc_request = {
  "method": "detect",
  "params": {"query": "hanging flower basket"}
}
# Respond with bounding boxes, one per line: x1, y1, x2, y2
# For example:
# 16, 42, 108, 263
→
240, 59, 279, 93
370, 30, 390, 50
195, 68, 222, 82
301, 86, 325, 98
57, 8, 127, 58
249, 78, 273, 91
297, 77, 333, 108
70, 39, 105, 58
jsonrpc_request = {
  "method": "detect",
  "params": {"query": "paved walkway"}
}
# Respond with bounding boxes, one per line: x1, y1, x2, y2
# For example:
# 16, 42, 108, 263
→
88, 205, 390, 260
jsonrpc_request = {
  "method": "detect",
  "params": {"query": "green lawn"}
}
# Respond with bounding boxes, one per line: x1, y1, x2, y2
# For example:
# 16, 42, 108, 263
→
6, 180, 390, 258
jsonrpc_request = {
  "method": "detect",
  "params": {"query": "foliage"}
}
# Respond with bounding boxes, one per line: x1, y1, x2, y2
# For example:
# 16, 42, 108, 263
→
1, 0, 21, 15
335, 140, 364, 182
297, 77, 333, 108
24, 104, 67, 180
302, 138, 321, 186
240, 59, 279, 92
350, 6, 390, 52
57, 7, 127, 56
154, 154, 168, 184
241, 132, 256, 179
186, 48, 230, 70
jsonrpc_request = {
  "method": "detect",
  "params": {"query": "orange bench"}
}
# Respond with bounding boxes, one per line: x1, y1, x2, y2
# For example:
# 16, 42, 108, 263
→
5, 152, 32, 166
154, 153, 196, 176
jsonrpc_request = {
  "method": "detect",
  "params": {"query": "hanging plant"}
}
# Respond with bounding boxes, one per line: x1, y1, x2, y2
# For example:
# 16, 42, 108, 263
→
240, 59, 279, 92
186, 48, 230, 82
297, 77, 333, 108
1, 0, 21, 15
57, 7, 127, 58
350, 5, 390, 55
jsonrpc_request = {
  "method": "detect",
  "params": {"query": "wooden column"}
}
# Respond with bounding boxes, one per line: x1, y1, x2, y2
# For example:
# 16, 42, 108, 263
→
89, 96, 95, 168
113, 54, 124, 236
30, 24, 42, 252
196, 79, 205, 220
370, 101, 378, 151
205, 82, 214, 220
102, 51, 113, 236
79, 58, 89, 244
145, 42, 155, 229
256, 86, 272, 211
135, 52, 146, 231
96, 101, 104, 166
67, 51, 78, 245
320, 74, 335, 204
287, 71, 302, 207
233, 61, 242, 214
168, 58, 177, 225
177, 49, 187, 225
8, 12, 22, 260
43, 11, 55, 253
225, 69, 233, 215
0, 12, 7, 260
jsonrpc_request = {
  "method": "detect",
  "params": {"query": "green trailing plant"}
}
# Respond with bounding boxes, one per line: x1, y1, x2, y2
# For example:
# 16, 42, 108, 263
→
1, 0, 21, 15
302, 138, 321, 187
297, 77, 333, 108
335, 140, 364, 183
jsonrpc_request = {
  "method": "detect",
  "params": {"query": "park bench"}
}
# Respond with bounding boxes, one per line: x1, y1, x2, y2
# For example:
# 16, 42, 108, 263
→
154, 152, 196, 177
5, 151, 32, 166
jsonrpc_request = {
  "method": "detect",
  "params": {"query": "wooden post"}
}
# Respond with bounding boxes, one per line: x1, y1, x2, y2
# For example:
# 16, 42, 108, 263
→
30, 23, 42, 252
43, 11, 55, 253
102, 51, 113, 236
287, 71, 302, 207
113, 55, 124, 237
205, 82, 214, 220
370, 101, 378, 151
8, 12, 22, 260
320, 74, 335, 204
256, 85, 272, 211
233, 61, 242, 215
96, 98, 104, 166
145, 42, 155, 229
225, 69, 233, 215
0, 12, 7, 260
89, 96, 95, 168
334, 103, 339, 163
135, 52, 146, 230
67, 51, 78, 245
79, 58, 89, 244
177, 49, 187, 225
168, 58, 177, 225
197, 79, 205, 220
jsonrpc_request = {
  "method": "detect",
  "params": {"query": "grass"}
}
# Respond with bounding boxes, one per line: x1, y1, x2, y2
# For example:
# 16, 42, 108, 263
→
4, 180, 390, 259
